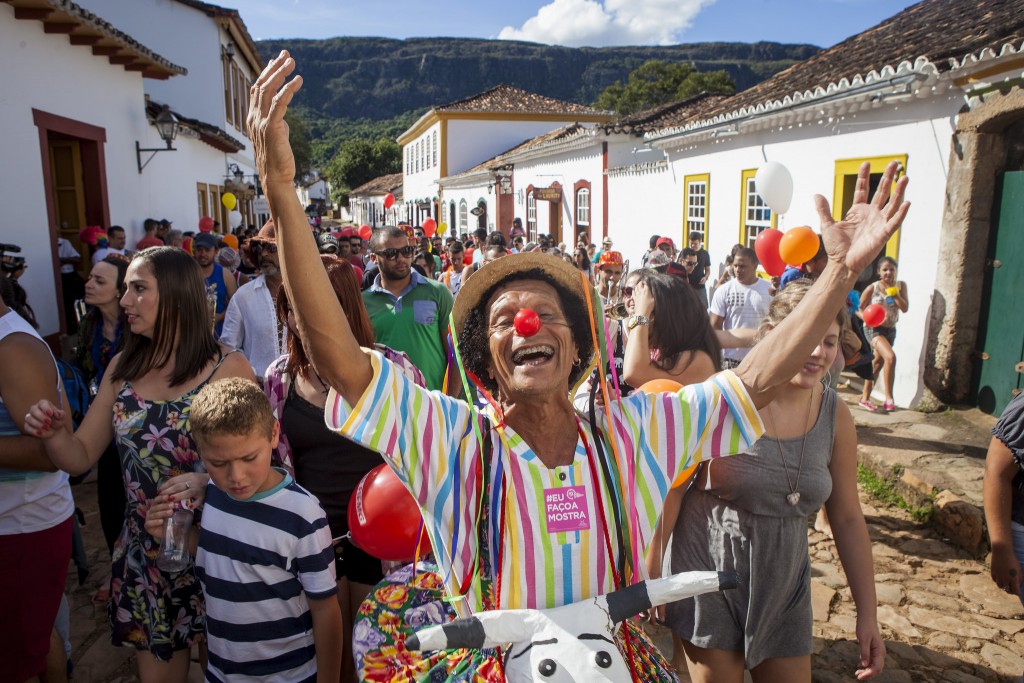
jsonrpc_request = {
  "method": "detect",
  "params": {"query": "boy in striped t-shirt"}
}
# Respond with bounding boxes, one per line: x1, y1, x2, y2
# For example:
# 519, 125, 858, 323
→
146, 378, 341, 682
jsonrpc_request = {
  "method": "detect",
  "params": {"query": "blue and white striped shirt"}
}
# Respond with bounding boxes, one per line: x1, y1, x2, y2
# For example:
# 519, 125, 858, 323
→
197, 471, 337, 682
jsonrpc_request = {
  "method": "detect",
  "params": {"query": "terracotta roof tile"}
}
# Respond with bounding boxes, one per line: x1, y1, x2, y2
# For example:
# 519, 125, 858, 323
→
3, 0, 185, 78
435, 84, 613, 117
701, 0, 1024, 120
606, 94, 729, 134
349, 173, 403, 196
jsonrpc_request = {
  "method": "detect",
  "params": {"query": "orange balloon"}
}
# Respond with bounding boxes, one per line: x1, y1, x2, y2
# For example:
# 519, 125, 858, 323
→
637, 379, 683, 395
671, 464, 698, 488
778, 226, 819, 266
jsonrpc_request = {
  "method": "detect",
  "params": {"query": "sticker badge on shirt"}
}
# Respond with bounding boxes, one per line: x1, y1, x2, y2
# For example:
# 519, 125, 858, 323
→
544, 485, 590, 534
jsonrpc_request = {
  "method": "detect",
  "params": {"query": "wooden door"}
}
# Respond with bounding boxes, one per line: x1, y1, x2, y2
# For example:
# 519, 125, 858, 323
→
974, 171, 1024, 414
548, 200, 561, 245
49, 138, 87, 272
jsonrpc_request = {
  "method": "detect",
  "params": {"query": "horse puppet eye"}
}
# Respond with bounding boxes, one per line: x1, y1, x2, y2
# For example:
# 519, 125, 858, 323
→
538, 659, 557, 677
595, 650, 613, 668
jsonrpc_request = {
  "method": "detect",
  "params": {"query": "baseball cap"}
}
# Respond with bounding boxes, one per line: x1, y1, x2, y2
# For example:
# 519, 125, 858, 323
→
317, 232, 339, 254
656, 237, 675, 249
646, 251, 671, 268
193, 233, 218, 249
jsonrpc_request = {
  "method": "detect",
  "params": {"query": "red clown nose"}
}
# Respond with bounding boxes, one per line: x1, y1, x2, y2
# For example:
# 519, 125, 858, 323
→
513, 309, 541, 337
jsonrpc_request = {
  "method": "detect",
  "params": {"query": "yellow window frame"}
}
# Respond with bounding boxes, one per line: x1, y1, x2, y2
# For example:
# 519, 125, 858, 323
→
738, 168, 777, 248
832, 155, 908, 260
683, 173, 710, 249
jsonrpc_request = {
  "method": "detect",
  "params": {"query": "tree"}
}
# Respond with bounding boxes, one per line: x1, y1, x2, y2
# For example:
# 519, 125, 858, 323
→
594, 60, 735, 116
325, 137, 402, 206
285, 109, 313, 181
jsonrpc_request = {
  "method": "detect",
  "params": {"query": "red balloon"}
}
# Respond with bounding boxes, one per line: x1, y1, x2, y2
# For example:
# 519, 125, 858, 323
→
383, 193, 395, 210
754, 228, 786, 277
778, 226, 819, 266
514, 308, 541, 337
421, 218, 437, 237
359, 224, 372, 241
348, 465, 428, 562
198, 216, 215, 233
862, 303, 887, 328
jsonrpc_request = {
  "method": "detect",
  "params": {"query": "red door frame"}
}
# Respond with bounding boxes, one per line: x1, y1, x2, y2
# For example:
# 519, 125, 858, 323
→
32, 108, 110, 344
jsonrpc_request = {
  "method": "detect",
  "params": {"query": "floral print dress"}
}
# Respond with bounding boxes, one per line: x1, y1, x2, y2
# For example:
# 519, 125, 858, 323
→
108, 378, 212, 660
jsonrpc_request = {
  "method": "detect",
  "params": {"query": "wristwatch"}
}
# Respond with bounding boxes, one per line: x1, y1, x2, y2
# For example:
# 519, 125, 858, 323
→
626, 314, 650, 330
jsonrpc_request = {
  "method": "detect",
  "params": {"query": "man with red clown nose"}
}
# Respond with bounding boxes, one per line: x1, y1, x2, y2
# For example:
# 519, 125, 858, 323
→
249, 49, 909, 682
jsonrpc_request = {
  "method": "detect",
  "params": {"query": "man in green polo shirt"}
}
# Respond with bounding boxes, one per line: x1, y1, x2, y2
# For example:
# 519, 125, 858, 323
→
362, 226, 455, 391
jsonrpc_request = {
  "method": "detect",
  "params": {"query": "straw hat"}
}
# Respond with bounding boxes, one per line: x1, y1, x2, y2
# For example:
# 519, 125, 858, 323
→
453, 251, 595, 334
451, 251, 602, 387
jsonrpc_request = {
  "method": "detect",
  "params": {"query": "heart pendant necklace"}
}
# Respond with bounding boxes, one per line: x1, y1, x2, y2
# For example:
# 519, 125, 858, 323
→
764, 387, 814, 507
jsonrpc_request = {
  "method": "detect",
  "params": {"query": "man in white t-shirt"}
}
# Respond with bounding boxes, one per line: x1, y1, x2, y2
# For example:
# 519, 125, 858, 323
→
91, 225, 127, 264
709, 246, 772, 369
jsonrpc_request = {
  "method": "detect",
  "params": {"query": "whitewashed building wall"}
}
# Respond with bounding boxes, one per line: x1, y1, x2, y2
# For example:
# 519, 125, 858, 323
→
512, 146, 605, 246
648, 93, 963, 407
0, 4, 149, 336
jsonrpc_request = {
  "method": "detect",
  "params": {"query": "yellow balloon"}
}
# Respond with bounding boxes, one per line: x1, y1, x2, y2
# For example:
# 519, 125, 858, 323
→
222, 192, 237, 211
437, 222, 448, 235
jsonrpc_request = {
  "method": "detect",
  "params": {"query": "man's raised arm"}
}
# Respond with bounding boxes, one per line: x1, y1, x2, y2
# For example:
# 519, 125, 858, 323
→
248, 51, 373, 406
736, 161, 909, 408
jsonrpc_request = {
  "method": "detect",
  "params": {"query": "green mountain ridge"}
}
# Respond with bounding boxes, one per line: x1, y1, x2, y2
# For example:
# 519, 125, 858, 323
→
256, 36, 820, 162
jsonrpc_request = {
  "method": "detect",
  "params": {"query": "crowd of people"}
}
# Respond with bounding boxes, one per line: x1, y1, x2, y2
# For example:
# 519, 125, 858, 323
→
0, 50, 958, 683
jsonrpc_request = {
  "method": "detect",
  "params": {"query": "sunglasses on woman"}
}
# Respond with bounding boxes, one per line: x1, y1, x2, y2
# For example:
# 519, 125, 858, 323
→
375, 246, 415, 260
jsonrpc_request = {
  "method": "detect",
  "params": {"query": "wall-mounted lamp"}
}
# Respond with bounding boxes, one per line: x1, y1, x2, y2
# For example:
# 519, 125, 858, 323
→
224, 42, 235, 60
136, 106, 178, 173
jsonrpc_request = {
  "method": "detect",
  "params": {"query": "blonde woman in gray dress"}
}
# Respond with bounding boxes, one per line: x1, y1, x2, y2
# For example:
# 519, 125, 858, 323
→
666, 279, 885, 682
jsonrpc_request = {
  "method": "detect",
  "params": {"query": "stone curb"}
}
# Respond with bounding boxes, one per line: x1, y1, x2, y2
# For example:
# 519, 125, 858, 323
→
857, 449, 988, 558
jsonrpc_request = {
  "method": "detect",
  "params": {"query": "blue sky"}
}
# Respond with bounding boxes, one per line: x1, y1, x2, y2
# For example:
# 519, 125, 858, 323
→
235, 0, 922, 48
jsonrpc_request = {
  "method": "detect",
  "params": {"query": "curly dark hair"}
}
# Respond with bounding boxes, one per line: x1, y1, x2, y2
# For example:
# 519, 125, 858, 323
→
458, 268, 595, 394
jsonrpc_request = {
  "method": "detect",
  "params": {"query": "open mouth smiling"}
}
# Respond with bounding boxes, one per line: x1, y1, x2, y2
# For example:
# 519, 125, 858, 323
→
511, 345, 555, 366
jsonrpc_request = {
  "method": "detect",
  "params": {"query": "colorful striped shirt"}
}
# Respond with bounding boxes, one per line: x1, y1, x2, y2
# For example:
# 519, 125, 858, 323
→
326, 350, 763, 613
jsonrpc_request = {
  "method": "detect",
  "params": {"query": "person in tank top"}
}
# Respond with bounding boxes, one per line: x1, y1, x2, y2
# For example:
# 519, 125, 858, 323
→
264, 254, 426, 682
666, 279, 885, 682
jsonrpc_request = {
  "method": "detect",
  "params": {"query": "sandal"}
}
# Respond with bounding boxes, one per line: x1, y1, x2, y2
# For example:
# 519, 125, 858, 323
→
883, 400, 896, 411
858, 399, 877, 412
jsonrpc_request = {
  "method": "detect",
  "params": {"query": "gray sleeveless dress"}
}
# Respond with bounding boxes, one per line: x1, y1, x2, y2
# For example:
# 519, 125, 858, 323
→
665, 387, 837, 669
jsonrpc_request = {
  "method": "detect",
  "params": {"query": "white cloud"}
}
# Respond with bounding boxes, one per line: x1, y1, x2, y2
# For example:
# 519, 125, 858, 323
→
497, 0, 717, 47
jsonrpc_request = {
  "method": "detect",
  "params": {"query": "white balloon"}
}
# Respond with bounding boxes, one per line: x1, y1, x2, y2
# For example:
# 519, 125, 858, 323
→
754, 161, 793, 216
228, 210, 243, 229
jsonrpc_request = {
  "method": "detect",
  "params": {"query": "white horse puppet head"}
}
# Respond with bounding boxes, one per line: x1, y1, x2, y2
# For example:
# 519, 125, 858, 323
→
407, 570, 737, 683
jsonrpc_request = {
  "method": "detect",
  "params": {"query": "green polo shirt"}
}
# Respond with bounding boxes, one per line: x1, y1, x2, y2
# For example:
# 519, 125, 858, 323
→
362, 270, 454, 391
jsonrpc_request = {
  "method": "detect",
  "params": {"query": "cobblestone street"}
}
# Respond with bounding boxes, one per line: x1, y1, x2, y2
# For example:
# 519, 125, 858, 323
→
62, 389, 1024, 682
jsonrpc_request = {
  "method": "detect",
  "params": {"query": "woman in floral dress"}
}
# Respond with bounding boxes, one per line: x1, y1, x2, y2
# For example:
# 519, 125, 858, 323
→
26, 247, 254, 682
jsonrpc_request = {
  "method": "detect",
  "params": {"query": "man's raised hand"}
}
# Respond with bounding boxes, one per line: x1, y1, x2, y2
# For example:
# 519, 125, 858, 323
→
814, 160, 910, 278
247, 50, 303, 190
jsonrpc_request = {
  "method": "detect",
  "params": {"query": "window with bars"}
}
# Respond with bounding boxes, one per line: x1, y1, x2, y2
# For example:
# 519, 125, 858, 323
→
426, 135, 432, 172
527, 191, 536, 236
740, 172, 772, 248
433, 130, 438, 167
575, 188, 590, 227
459, 200, 468, 232
685, 175, 709, 245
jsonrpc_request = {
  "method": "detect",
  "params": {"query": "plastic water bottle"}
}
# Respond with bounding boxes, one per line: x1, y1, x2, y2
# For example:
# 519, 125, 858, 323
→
157, 500, 194, 573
